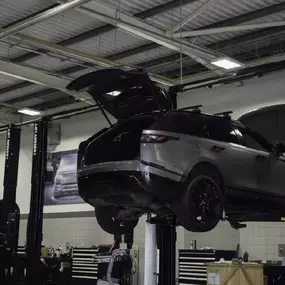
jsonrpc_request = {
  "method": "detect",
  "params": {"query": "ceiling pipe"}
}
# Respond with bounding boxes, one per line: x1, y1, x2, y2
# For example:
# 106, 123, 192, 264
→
4, 33, 175, 86
173, 21, 285, 38
60, 0, 226, 70
169, 0, 220, 33
0, 59, 94, 105
0, 0, 91, 40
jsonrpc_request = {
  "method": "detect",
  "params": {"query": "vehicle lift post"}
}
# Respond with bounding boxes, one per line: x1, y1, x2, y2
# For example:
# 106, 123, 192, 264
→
145, 216, 177, 285
0, 125, 21, 284
25, 120, 48, 285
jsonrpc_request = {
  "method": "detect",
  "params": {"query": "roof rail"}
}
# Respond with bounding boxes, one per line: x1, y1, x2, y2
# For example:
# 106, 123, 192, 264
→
179, 105, 203, 113
214, 111, 233, 118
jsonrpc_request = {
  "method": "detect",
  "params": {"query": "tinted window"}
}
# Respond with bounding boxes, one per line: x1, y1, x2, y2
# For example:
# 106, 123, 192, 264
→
205, 118, 239, 144
151, 111, 238, 143
236, 127, 272, 152
150, 111, 207, 137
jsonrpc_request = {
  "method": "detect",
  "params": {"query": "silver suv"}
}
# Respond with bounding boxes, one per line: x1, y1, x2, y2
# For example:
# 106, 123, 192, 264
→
67, 69, 285, 234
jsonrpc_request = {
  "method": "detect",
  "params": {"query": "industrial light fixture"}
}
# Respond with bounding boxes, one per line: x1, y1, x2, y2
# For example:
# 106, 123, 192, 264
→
211, 58, 242, 70
107, 91, 121, 96
18, 108, 41, 116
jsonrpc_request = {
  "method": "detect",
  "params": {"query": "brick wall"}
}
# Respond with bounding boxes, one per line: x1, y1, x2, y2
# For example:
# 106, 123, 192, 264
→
19, 216, 113, 247
239, 222, 285, 261
184, 222, 240, 251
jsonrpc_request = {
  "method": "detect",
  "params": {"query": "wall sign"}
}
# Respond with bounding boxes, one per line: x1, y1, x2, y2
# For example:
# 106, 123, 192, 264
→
44, 150, 84, 205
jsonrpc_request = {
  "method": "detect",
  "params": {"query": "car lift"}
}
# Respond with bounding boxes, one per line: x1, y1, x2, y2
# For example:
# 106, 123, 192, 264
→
26, 120, 48, 285
0, 76, 194, 285
0, 125, 21, 285
145, 216, 177, 285
0, 120, 48, 285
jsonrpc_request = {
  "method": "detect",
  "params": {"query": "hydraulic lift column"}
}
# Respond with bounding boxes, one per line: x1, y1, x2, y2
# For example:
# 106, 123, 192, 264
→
157, 218, 176, 285
26, 120, 48, 285
147, 216, 176, 285
0, 125, 21, 283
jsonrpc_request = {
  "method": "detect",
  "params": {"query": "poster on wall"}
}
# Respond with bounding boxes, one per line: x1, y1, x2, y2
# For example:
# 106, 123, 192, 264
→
44, 150, 85, 205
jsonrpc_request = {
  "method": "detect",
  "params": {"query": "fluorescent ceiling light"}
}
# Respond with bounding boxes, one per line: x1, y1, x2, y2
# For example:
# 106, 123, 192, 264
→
211, 58, 242, 70
18, 108, 41, 116
107, 91, 121, 96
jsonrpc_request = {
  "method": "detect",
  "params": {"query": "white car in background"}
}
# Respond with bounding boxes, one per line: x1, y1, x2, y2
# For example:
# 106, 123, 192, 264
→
53, 153, 78, 199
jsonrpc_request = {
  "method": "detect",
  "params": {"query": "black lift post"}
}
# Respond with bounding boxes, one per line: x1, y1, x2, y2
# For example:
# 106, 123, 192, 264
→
155, 217, 177, 285
0, 125, 21, 284
25, 120, 48, 285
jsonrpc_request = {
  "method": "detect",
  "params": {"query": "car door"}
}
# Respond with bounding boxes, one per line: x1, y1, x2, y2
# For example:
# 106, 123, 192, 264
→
205, 120, 263, 191
234, 125, 275, 194
269, 152, 285, 197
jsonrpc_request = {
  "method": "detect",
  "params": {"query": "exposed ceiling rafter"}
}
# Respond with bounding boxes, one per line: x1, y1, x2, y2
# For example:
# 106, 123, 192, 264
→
169, 0, 220, 34
177, 52, 285, 86
0, 59, 94, 105
1, 0, 285, 114
199, 2, 285, 30
0, 0, 91, 40
173, 21, 285, 38
8, 0, 285, 68
66, 0, 226, 69
4, 32, 175, 86
2, 26, 285, 106
11, 0, 199, 63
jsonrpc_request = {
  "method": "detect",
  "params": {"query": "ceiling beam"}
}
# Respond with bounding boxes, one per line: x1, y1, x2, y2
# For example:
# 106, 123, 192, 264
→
110, 2, 285, 59
135, 0, 199, 19
199, 2, 285, 30
73, 1, 224, 68
10, 1, 285, 67
12, 0, 198, 63
32, 96, 77, 110
0, 0, 91, 40
0, 60, 93, 105
174, 21, 285, 38
6, 32, 175, 86
175, 51, 285, 86
3, 25, 285, 105
8, 1, 285, 66
3, 1, 285, 104
162, 36, 285, 78
137, 27, 285, 77
169, 0, 220, 33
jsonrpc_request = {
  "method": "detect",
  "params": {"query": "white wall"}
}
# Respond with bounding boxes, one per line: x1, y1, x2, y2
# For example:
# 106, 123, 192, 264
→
179, 69, 285, 119
184, 222, 239, 251
240, 222, 285, 261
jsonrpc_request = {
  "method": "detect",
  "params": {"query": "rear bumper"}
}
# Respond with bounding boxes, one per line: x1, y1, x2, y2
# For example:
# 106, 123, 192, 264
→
78, 160, 182, 181
78, 160, 183, 206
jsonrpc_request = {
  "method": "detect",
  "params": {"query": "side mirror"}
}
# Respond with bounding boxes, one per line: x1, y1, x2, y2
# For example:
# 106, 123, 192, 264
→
275, 142, 285, 156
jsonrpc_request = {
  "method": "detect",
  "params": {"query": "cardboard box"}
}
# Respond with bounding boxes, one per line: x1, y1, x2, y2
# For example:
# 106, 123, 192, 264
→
207, 263, 264, 285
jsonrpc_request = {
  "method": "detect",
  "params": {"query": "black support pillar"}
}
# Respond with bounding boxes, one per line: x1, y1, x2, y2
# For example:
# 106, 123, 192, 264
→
0, 125, 21, 283
25, 120, 48, 285
157, 218, 177, 285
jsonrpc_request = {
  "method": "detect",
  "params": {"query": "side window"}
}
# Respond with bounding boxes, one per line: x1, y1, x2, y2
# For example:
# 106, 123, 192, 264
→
150, 111, 207, 138
206, 118, 239, 144
236, 127, 272, 152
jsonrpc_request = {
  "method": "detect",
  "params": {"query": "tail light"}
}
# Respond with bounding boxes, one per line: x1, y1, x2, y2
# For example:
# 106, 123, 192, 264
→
141, 134, 178, 143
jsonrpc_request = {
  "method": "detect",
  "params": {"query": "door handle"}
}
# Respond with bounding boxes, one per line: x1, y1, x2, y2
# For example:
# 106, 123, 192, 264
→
256, 155, 267, 161
211, 145, 225, 153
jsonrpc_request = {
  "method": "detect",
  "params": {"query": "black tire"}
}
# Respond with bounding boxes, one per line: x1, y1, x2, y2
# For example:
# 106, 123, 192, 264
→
95, 206, 139, 235
178, 169, 223, 232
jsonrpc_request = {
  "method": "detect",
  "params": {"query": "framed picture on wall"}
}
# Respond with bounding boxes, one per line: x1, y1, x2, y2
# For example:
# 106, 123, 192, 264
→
44, 150, 85, 205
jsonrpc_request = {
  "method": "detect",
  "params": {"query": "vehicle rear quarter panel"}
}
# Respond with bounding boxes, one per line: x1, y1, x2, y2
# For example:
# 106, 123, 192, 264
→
141, 130, 237, 186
